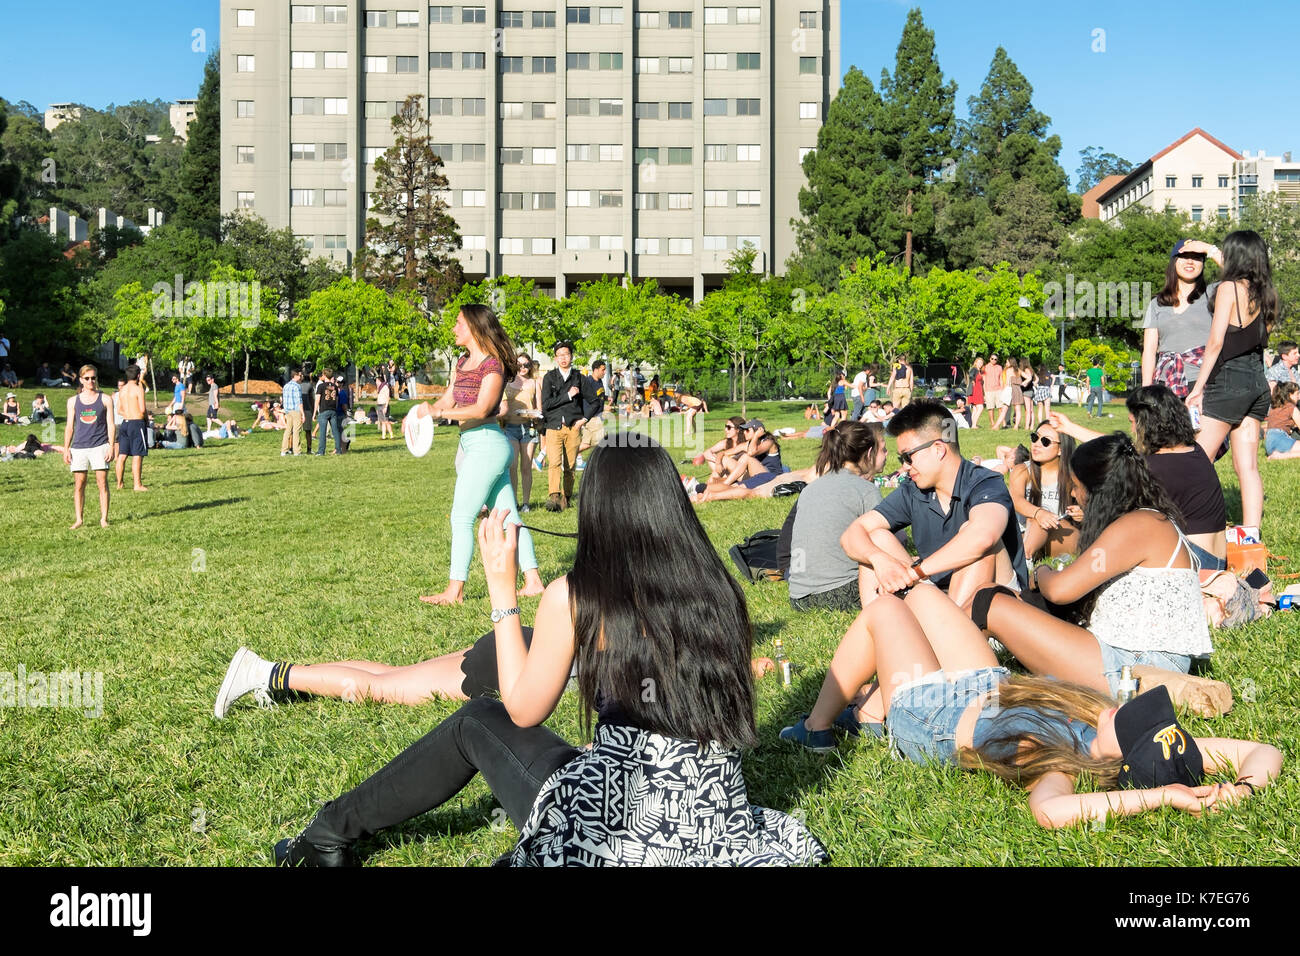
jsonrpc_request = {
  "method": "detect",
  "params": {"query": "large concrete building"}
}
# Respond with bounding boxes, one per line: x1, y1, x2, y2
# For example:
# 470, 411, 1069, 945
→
219, 1, 841, 298
1096, 128, 1299, 224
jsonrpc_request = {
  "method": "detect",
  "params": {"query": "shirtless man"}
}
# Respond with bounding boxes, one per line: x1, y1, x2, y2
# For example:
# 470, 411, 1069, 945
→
114, 364, 150, 491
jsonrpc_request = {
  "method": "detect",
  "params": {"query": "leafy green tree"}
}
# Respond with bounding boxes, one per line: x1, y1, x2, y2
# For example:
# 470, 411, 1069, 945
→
221, 212, 341, 315
176, 51, 221, 238
941, 47, 1077, 272
1238, 193, 1300, 338
295, 277, 432, 386
357, 95, 464, 311
1076, 147, 1133, 193
0, 229, 82, 361
1063, 337, 1133, 391
916, 264, 1053, 365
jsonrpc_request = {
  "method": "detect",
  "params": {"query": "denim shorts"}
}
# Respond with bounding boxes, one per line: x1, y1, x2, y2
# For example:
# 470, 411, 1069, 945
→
503, 423, 535, 443
1096, 641, 1192, 697
1265, 428, 1297, 456
1202, 356, 1269, 427
886, 667, 1008, 766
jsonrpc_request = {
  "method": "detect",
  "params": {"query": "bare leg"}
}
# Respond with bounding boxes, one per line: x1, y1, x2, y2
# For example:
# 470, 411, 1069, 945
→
1194, 416, 1232, 468
978, 586, 1107, 691
1024, 521, 1048, 562
132, 455, 147, 491
287, 651, 471, 704
115, 452, 126, 488
71, 472, 86, 529
95, 471, 110, 526
946, 552, 999, 609
1229, 418, 1263, 529
506, 436, 521, 502
805, 595, 938, 731
519, 440, 536, 503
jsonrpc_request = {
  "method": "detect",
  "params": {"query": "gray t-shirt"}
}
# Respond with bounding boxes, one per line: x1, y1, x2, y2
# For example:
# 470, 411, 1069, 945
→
1142, 282, 1218, 382
788, 469, 883, 599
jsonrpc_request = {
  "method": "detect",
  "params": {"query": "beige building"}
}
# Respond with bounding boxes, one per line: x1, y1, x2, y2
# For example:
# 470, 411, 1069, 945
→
1097, 128, 1241, 224
219, 1, 840, 299
171, 99, 199, 140
44, 103, 83, 131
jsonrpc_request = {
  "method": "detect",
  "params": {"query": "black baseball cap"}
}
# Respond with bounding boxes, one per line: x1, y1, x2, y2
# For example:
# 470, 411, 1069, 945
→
1115, 685, 1203, 789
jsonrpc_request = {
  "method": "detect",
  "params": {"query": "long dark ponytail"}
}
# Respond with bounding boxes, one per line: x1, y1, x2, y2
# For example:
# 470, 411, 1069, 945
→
567, 438, 757, 749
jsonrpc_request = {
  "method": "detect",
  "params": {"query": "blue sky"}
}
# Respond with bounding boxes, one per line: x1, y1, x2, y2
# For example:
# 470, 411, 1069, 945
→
2, 0, 1296, 188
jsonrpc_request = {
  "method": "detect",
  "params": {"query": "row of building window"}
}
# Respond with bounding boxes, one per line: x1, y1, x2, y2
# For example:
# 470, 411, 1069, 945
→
238, 142, 810, 165
250, 52, 820, 74
289, 231, 762, 256
240, 7, 804, 29
252, 96, 811, 119
1164, 174, 1232, 189
263, 187, 765, 210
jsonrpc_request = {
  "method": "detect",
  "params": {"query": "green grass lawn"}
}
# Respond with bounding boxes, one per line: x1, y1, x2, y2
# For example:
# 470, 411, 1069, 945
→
1, 389, 1296, 865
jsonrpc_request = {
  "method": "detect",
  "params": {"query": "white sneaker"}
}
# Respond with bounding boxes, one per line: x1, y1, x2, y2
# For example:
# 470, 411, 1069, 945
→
214, 647, 276, 719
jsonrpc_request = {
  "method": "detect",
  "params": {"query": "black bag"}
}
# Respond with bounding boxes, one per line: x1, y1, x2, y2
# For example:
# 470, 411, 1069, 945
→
728, 529, 783, 584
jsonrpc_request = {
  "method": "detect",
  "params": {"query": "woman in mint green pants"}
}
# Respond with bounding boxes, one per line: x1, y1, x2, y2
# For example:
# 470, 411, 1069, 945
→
418, 305, 547, 606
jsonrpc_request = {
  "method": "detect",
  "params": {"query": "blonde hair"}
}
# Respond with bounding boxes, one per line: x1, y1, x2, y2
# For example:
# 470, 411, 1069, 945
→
957, 674, 1124, 790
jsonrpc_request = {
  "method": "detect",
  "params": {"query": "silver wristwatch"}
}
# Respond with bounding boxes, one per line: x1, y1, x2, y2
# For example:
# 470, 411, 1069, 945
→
490, 606, 521, 623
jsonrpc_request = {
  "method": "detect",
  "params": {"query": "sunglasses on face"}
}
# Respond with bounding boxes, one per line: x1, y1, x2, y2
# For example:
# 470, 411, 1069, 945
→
897, 438, 945, 467
81, 376, 96, 381
1031, 433, 1059, 448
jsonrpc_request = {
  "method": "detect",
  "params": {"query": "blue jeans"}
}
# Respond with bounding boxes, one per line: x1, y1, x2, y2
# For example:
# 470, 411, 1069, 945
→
1096, 641, 1192, 697
1087, 387, 1104, 416
450, 424, 538, 579
1265, 428, 1297, 456
886, 667, 1009, 766
315, 410, 341, 454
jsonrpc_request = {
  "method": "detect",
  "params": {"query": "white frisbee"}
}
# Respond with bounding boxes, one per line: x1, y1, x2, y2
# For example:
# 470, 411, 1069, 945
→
404, 407, 434, 457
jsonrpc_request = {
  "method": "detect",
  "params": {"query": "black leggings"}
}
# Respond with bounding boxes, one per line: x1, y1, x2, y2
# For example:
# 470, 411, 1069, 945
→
303, 628, 580, 845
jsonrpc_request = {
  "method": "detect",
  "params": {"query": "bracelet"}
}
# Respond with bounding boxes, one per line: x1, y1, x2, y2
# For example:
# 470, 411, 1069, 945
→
1234, 778, 1257, 795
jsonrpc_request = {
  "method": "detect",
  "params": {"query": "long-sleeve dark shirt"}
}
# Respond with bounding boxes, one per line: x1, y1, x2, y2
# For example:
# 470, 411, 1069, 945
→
541, 367, 586, 428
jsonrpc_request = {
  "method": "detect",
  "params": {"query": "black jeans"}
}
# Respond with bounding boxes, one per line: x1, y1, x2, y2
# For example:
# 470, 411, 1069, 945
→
303, 628, 579, 845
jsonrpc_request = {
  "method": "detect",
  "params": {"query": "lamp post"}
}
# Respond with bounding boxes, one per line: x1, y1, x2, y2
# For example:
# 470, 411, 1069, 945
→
1050, 311, 1079, 368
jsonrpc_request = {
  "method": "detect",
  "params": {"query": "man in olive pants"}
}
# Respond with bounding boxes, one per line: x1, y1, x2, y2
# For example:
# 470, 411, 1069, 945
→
539, 342, 586, 512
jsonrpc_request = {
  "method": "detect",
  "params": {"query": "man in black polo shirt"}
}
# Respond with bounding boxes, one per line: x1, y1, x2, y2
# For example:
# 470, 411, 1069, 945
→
842, 400, 1028, 609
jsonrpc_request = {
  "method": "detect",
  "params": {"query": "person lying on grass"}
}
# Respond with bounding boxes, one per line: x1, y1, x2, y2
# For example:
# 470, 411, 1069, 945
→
969, 432, 1231, 717
841, 400, 1029, 611
224, 439, 827, 866
778, 578, 1281, 828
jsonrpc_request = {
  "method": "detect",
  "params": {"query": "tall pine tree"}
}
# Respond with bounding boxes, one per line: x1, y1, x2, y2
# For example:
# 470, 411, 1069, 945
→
940, 48, 1077, 273
356, 95, 464, 311
176, 51, 220, 239
791, 10, 954, 286
791, 67, 890, 289
878, 8, 955, 274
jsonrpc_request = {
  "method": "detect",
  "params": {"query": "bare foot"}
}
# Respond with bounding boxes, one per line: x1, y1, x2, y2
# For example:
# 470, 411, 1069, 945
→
134, 485, 150, 492
115, 483, 124, 490
519, 571, 545, 598
100, 519, 110, 528
419, 588, 464, 606
70, 519, 83, 530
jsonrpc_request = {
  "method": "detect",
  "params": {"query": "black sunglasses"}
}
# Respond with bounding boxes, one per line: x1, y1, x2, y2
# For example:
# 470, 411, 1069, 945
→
897, 438, 945, 467
1030, 433, 1059, 448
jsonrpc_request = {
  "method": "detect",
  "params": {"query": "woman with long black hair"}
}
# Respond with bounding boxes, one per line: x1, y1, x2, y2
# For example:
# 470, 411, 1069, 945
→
416, 304, 545, 605
972, 434, 1225, 711
1184, 231, 1278, 531
1053, 385, 1229, 571
265, 440, 827, 866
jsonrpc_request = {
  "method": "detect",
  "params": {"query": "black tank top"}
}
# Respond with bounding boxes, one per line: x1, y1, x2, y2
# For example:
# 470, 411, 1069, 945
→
1209, 283, 1267, 379
71, 393, 109, 449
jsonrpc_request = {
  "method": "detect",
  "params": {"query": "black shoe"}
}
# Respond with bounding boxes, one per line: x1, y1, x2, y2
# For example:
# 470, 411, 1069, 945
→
274, 833, 355, 867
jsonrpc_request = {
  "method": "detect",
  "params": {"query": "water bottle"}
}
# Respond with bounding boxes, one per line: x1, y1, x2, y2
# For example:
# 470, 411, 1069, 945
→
1116, 666, 1138, 703
773, 639, 791, 687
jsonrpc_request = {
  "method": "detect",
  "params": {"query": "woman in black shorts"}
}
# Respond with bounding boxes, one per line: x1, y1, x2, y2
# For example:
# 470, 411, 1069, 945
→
1184, 232, 1277, 532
